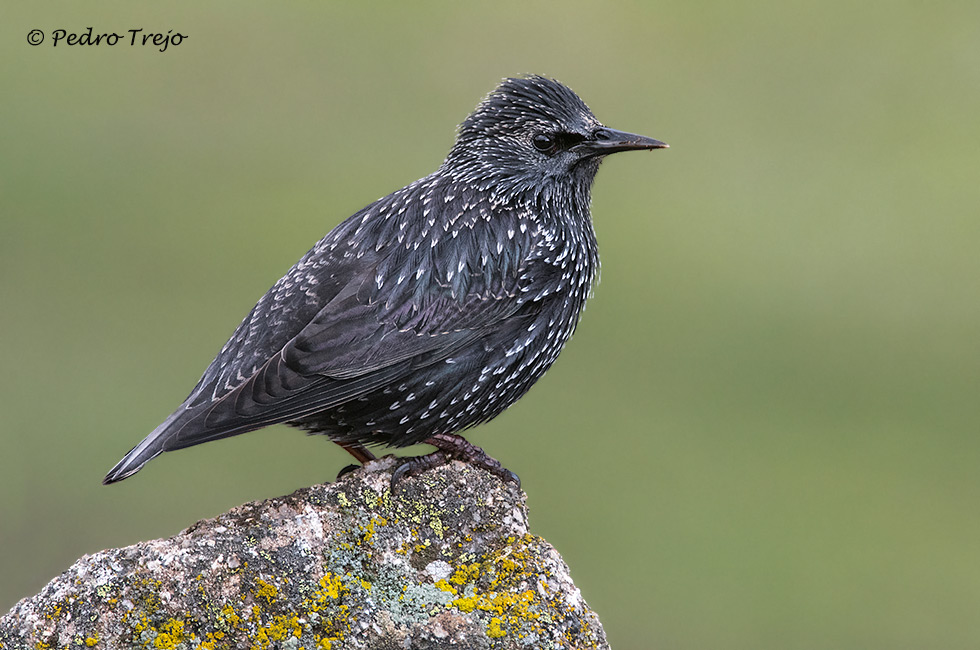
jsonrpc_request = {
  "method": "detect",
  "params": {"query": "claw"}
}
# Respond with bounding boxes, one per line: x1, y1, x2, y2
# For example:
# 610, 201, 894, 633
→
500, 468, 521, 489
389, 462, 412, 488
336, 463, 360, 480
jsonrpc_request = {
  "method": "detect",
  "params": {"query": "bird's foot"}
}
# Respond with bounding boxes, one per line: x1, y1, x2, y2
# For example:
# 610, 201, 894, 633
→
390, 433, 520, 489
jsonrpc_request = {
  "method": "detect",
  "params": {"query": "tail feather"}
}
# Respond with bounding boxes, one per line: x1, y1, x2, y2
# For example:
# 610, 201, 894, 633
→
102, 400, 277, 484
102, 410, 188, 484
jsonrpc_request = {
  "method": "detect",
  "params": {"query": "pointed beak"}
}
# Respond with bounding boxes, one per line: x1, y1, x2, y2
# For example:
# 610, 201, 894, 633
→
572, 127, 668, 157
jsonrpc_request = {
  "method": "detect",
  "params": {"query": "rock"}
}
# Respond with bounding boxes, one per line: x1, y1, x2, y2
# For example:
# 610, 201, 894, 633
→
0, 458, 609, 649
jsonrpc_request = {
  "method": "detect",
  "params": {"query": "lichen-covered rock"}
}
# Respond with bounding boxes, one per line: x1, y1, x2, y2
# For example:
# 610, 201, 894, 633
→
0, 458, 609, 649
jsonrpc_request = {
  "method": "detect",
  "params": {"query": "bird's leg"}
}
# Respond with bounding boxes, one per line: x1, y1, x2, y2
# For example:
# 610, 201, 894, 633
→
390, 433, 520, 488
335, 441, 378, 479
339, 441, 377, 464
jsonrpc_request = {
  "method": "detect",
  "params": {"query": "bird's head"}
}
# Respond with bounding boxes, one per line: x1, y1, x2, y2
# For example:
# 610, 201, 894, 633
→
445, 75, 666, 197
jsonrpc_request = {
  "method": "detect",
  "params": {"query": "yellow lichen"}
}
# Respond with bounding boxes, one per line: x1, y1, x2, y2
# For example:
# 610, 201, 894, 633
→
487, 616, 507, 638
317, 573, 346, 601
252, 614, 303, 649
128, 611, 150, 637
360, 516, 389, 544
437, 535, 550, 639
434, 579, 457, 596
153, 619, 186, 649
254, 577, 279, 605
220, 603, 242, 627
449, 562, 481, 586
84, 636, 99, 647
451, 595, 477, 613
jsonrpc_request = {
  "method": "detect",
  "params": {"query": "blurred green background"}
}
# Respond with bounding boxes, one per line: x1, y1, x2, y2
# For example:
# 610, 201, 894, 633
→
3, 1, 979, 647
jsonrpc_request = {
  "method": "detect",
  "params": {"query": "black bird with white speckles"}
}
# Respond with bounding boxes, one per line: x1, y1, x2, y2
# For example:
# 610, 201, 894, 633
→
104, 75, 667, 486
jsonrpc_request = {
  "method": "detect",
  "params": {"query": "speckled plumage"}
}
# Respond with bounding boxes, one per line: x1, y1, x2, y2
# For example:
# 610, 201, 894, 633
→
104, 75, 666, 484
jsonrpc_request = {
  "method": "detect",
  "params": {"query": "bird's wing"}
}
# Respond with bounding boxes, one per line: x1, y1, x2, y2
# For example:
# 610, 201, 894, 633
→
164, 209, 539, 449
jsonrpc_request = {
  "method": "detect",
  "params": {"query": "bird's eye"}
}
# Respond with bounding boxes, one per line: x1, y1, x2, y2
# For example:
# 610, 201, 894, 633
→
532, 133, 558, 154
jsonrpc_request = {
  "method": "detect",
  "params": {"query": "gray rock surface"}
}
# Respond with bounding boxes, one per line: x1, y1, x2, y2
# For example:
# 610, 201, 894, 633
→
0, 459, 609, 649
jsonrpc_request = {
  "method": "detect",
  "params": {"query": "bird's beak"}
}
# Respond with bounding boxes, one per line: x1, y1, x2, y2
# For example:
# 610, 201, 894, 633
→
573, 127, 668, 157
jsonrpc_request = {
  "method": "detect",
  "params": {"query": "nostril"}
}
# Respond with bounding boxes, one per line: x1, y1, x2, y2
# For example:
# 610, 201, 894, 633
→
593, 129, 612, 141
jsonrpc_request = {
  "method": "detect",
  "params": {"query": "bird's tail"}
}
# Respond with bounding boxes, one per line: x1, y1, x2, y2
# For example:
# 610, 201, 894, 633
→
102, 409, 188, 484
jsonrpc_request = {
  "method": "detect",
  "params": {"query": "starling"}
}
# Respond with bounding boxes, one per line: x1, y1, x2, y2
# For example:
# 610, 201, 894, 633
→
103, 75, 667, 486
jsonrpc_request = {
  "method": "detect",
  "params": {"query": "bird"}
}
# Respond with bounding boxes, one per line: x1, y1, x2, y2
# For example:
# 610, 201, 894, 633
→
103, 75, 667, 486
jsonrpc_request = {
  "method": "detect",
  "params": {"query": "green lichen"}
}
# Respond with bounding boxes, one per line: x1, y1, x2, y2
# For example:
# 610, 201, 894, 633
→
429, 515, 445, 539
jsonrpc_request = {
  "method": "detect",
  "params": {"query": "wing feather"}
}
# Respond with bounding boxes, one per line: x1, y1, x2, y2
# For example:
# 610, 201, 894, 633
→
157, 188, 541, 451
